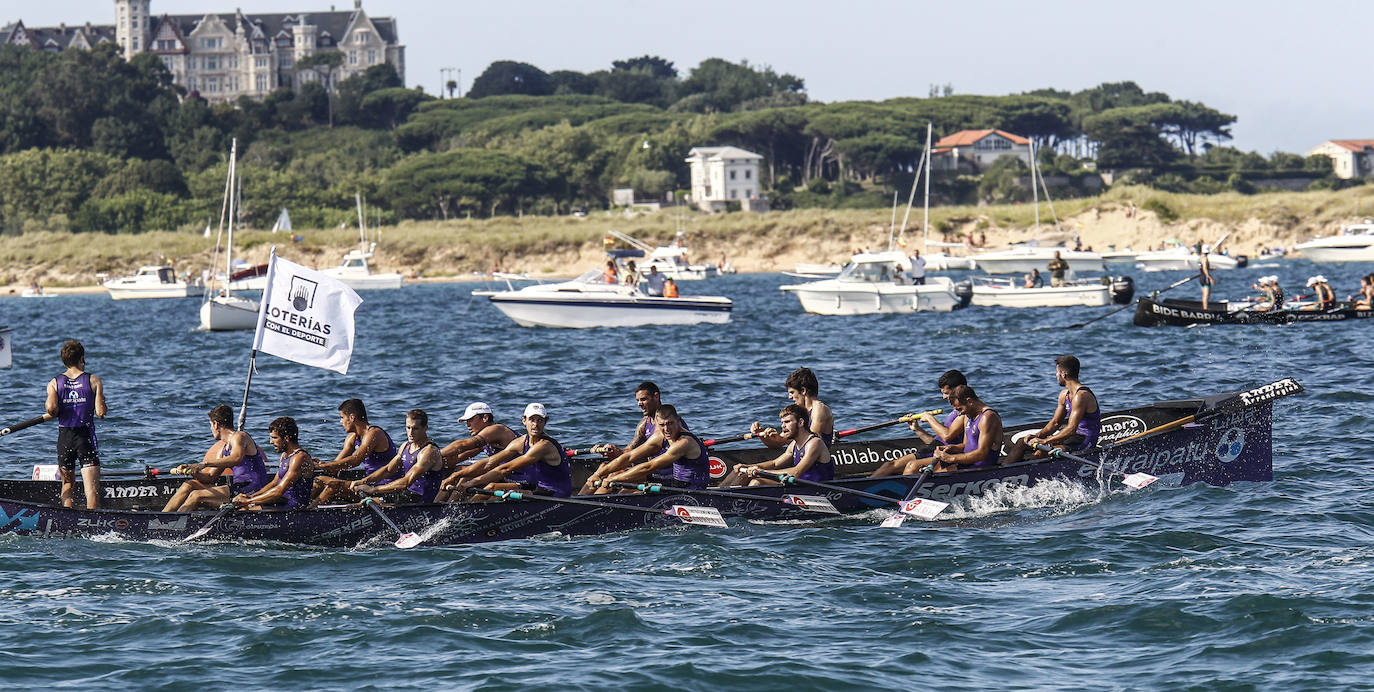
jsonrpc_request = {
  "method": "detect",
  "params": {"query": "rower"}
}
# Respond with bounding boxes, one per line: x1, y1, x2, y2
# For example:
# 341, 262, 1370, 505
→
434, 402, 520, 502
722, 404, 832, 487
1306, 275, 1335, 310
313, 399, 398, 504
1356, 274, 1373, 310
349, 409, 446, 504
163, 405, 270, 512
593, 405, 710, 492
1251, 276, 1283, 311
750, 367, 834, 449
870, 369, 968, 477
233, 416, 316, 510
45, 340, 107, 509
580, 381, 685, 494
1004, 355, 1100, 464
453, 403, 572, 499
927, 386, 1003, 473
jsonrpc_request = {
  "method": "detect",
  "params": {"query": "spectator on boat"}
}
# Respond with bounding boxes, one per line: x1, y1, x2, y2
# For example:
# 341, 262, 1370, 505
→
1306, 276, 1335, 310
664, 278, 680, 298
349, 409, 446, 504
603, 260, 618, 284
311, 399, 399, 505
750, 367, 835, 450
645, 266, 666, 296
1048, 252, 1069, 287
580, 382, 685, 494
453, 403, 572, 500
909, 250, 927, 285
869, 369, 969, 477
163, 405, 270, 512
622, 260, 639, 288
594, 404, 711, 492
1004, 355, 1100, 464
45, 340, 107, 509
1198, 244, 1215, 310
721, 404, 833, 487
434, 402, 521, 502
234, 417, 315, 510
1024, 268, 1044, 289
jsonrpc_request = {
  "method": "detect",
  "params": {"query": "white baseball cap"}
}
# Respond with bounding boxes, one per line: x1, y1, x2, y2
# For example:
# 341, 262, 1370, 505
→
523, 402, 548, 419
1306, 276, 1318, 287
458, 402, 493, 421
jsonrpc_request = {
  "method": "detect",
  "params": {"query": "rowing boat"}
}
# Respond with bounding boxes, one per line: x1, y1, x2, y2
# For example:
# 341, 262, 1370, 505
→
0, 379, 1299, 546
1134, 296, 1373, 327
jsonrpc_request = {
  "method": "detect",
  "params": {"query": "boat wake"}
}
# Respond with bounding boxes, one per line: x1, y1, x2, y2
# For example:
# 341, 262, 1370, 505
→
939, 478, 1103, 520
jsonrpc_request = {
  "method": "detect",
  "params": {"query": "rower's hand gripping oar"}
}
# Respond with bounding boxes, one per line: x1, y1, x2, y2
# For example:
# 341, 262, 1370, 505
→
1033, 443, 1157, 489
363, 497, 423, 549
608, 481, 840, 515
1069, 274, 1198, 329
184, 503, 235, 543
753, 470, 949, 520
0, 414, 53, 440
467, 487, 728, 528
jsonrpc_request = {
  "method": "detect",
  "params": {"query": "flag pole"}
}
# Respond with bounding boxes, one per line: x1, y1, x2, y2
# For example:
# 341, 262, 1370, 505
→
238, 247, 278, 431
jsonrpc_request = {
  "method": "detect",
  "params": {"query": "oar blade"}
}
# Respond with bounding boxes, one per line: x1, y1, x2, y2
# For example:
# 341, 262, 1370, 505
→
782, 494, 840, 514
394, 532, 424, 549
880, 513, 907, 528
1121, 472, 1159, 489
899, 497, 949, 520
668, 505, 728, 528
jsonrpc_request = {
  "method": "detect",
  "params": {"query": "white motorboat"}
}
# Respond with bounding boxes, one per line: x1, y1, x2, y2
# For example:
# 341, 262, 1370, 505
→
226, 262, 269, 291
1134, 245, 1242, 272
322, 247, 404, 290
970, 245, 1105, 275
779, 251, 972, 315
1102, 248, 1139, 264
606, 231, 718, 280
199, 139, 261, 332
782, 263, 844, 279
21, 287, 58, 298
921, 242, 977, 271
1294, 222, 1374, 262
105, 265, 203, 300
970, 276, 1135, 308
477, 271, 732, 328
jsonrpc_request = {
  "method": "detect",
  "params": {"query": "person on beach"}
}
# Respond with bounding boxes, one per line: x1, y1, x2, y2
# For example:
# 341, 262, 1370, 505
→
1048, 252, 1069, 287
720, 404, 833, 487
593, 404, 711, 492
869, 370, 968, 477
162, 405, 270, 512
580, 382, 686, 494
1199, 245, 1215, 309
46, 340, 107, 509
1004, 355, 1100, 464
750, 367, 835, 449
234, 417, 315, 510
312, 399, 398, 505
433, 402, 521, 502
453, 404, 572, 500
348, 409, 446, 504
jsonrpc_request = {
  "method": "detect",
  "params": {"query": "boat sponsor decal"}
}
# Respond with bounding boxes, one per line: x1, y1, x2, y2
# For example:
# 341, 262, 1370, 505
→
315, 514, 376, 542
830, 445, 922, 468
31, 465, 59, 481
103, 485, 173, 499
1148, 303, 1224, 322
0, 506, 41, 532
1237, 378, 1301, 407
914, 475, 1031, 501
1215, 428, 1246, 463
76, 517, 131, 530
708, 457, 727, 479
148, 516, 188, 531
1097, 415, 1146, 444
496, 505, 566, 534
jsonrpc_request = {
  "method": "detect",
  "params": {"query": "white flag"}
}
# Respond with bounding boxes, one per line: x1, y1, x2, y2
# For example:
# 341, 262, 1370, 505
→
0, 326, 11, 369
252, 250, 362, 374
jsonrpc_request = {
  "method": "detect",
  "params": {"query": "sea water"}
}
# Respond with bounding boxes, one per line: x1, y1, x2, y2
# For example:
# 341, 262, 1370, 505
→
0, 262, 1370, 689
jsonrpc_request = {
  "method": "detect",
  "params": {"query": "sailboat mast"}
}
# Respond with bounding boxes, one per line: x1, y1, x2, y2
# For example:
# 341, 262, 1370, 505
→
1030, 139, 1040, 232
922, 122, 932, 254
355, 192, 367, 249
225, 138, 238, 297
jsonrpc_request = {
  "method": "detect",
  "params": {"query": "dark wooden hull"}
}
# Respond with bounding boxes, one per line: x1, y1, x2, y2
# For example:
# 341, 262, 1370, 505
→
1134, 296, 1373, 327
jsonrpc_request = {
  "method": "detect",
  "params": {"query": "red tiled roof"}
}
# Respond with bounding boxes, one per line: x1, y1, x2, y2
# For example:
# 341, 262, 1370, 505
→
1327, 139, 1374, 152
934, 129, 1030, 147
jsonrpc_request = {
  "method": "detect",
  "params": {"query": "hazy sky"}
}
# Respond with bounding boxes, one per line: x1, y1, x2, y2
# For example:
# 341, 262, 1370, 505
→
17, 1, 1373, 155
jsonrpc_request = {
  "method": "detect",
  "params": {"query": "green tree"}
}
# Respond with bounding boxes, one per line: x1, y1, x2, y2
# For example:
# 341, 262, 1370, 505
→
467, 61, 553, 98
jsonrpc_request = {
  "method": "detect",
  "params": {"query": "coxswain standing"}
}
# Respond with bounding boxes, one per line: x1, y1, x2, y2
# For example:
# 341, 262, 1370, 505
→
593, 405, 711, 493
313, 398, 399, 504
870, 369, 968, 477
722, 404, 833, 487
234, 417, 315, 510
45, 340, 107, 509
1199, 246, 1215, 310
1004, 355, 1100, 464
581, 382, 684, 494
163, 405, 270, 512
750, 367, 835, 449
455, 404, 572, 499
351, 409, 446, 504
433, 402, 520, 502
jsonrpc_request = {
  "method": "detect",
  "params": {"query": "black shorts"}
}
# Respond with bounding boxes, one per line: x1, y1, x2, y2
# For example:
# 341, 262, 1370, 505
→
1200, 275, 1214, 287
57, 426, 100, 473
1061, 433, 1087, 451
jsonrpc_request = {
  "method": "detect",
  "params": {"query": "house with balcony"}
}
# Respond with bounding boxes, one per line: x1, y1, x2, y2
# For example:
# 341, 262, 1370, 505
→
930, 129, 1032, 174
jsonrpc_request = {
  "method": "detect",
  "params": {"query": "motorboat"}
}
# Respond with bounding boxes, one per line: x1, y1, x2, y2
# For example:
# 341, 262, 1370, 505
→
779, 251, 972, 315
606, 230, 717, 280
21, 286, 58, 298
1134, 245, 1242, 272
199, 139, 261, 332
920, 241, 976, 271
321, 246, 404, 290
970, 245, 1105, 275
1294, 222, 1374, 262
105, 265, 203, 300
1102, 248, 1139, 264
226, 261, 269, 291
971, 276, 1135, 308
782, 262, 844, 279
476, 271, 732, 328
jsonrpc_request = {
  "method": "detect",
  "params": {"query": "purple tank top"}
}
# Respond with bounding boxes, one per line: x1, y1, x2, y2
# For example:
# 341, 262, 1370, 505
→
354, 426, 398, 478
55, 372, 95, 428
1065, 387, 1101, 451
402, 441, 444, 503
274, 451, 314, 509
644, 416, 690, 481
801, 410, 836, 447
794, 434, 834, 482
964, 409, 1000, 467
935, 409, 962, 445
226, 438, 269, 495
669, 432, 710, 489
518, 434, 571, 497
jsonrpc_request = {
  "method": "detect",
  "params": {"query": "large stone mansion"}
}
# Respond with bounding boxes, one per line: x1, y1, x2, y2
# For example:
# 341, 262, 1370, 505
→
1, 1, 404, 103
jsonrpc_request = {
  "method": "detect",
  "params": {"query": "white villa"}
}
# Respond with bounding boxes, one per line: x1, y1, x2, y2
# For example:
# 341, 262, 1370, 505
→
930, 129, 1032, 173
2, 0, 404, 104
686, 146, 766, 212
1306, 140, 1374, 179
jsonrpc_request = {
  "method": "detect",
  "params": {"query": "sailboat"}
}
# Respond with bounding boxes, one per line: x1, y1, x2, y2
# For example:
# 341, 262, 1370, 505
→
199, 139, 261, 331
896, 123, 975, 271
320, 193, 404, 290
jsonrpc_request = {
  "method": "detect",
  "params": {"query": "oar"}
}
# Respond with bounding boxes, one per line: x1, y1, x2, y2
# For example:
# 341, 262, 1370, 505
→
0, 414, 53, 439
466, 487, 728, 527
1112, 377, 1303, 446
608, 481, 840, 514
753, 469, 948, 521
879, 463, 947, 527
1033, 443, 1157, 489
700, 432, 757, 447
703, 409, 943, 447
183, 503, 234, 542
362, 497, 423, 549
1069, 274, 1197, 329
